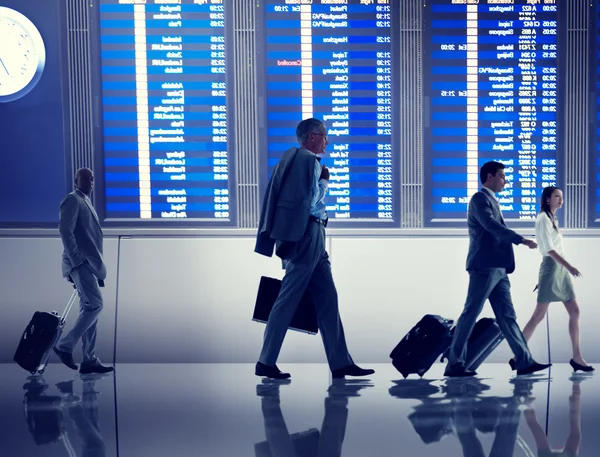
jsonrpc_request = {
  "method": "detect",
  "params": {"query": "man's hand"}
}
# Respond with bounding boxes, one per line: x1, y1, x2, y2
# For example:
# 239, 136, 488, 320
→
320, 165, 330, 181
522, 239, 537, 249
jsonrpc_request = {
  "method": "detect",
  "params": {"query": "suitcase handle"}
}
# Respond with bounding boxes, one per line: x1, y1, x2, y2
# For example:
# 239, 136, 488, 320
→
60, 287, 78, 326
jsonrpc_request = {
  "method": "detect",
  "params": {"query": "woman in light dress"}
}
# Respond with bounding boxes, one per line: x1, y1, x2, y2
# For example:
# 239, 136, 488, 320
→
509, 186, 593, 373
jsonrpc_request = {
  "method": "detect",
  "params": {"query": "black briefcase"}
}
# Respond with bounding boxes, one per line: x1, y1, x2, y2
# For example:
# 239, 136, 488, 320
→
252, 276, 318, 335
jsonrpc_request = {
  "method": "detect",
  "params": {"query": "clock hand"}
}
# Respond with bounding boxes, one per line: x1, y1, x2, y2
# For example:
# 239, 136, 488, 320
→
0, 57, 9, 76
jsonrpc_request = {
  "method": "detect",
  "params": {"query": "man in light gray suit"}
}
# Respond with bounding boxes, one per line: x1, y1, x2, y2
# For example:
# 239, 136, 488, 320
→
254, 118, 374, 379
444, 161, 551, 377
53, 168, 114, 375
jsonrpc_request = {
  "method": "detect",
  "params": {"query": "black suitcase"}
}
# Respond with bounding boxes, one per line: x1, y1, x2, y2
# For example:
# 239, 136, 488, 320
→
390, 315, 454, 378
14, 287, 78, 375
441, 317, 504, 371
253, 276, 318, 335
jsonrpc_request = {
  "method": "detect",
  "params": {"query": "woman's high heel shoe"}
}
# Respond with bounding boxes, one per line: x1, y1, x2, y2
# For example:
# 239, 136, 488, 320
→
509, 359, 516, 371
570, 359, 595, 373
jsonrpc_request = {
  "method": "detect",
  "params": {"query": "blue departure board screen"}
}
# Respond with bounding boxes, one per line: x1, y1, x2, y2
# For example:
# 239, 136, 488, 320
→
424, 0, 559, 226
263, 0, 397, 224
97, 0, 233, 223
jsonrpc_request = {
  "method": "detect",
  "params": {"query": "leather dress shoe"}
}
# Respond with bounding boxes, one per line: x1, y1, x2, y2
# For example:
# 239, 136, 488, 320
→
53, 347, 78, 370
331, 364, 375, 379
517, 362, 552, 376
255, 362, 290, 379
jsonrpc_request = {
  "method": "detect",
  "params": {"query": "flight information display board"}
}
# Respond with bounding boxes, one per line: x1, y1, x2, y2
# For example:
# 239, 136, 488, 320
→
263, 0, 397, 223
424, 0, 559, 225
98, 0, 233, 222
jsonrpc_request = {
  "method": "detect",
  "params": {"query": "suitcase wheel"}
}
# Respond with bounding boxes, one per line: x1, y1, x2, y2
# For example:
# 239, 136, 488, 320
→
29, 371, 36, 375
38, 369, 45, 374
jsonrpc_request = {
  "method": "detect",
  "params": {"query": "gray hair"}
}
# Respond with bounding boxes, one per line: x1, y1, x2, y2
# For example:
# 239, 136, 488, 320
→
296, 118, 324, 143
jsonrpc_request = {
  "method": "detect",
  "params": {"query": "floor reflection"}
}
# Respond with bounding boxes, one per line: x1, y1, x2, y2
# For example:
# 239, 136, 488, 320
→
523, 375, 591, 457
389, 376, 556, 457
23, 373, 110, 457
2, 363, 598, 457
255, 378, 373, 457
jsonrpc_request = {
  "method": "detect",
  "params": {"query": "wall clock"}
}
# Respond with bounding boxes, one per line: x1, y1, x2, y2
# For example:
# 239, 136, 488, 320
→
0, 6, 46, 103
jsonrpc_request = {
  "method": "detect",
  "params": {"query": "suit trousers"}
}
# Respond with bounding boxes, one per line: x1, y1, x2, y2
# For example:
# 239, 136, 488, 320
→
258, 221, 354, 371
57, 264, 104, 363
447, 268, 534, 371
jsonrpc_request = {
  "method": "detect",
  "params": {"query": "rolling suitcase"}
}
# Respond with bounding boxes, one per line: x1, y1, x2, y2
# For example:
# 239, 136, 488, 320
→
14, 287, 78, 375
390, 314, 454, 378
252, 276, 318, 335
441, 317, 504, 371
463, 317, 504, 371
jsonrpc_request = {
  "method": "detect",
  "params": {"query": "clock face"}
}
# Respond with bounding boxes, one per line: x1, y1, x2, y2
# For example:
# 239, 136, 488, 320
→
0, 7, 46, 103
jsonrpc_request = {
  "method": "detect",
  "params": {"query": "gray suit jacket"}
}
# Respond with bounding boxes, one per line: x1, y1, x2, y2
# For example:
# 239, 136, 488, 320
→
255, 146, 317, 258
59, 190, 106, 280
466, 189, 524, 274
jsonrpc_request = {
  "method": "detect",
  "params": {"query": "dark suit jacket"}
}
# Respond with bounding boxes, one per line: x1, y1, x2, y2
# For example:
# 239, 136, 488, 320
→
59, 190, 106, 280
466, 188, 524, 274
255, 146, 317, 258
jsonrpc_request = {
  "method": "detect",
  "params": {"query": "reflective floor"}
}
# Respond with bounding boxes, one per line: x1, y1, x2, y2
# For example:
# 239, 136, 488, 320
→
0, 363, 598, 456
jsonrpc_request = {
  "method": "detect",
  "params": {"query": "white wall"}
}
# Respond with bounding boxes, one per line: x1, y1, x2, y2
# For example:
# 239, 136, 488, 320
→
1, 235, 598, 365
0, 237, 118, 364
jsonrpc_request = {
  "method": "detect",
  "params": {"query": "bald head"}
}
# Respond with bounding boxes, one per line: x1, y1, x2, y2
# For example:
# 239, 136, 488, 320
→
75, 168, 94, 196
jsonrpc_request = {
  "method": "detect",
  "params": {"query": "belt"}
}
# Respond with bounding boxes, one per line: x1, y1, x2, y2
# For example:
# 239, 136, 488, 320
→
309, 215, 328, 227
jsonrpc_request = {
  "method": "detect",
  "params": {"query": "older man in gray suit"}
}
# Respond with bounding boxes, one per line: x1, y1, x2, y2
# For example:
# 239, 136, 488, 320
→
254, 118, 374, 380
53, 168, 113, 374
444, 161, 552, 377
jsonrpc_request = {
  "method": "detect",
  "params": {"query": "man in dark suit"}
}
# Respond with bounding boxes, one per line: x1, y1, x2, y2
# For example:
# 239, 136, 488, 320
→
254, 118, 374, 380
444, 161, 552, 377
53, 168, 114, 374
